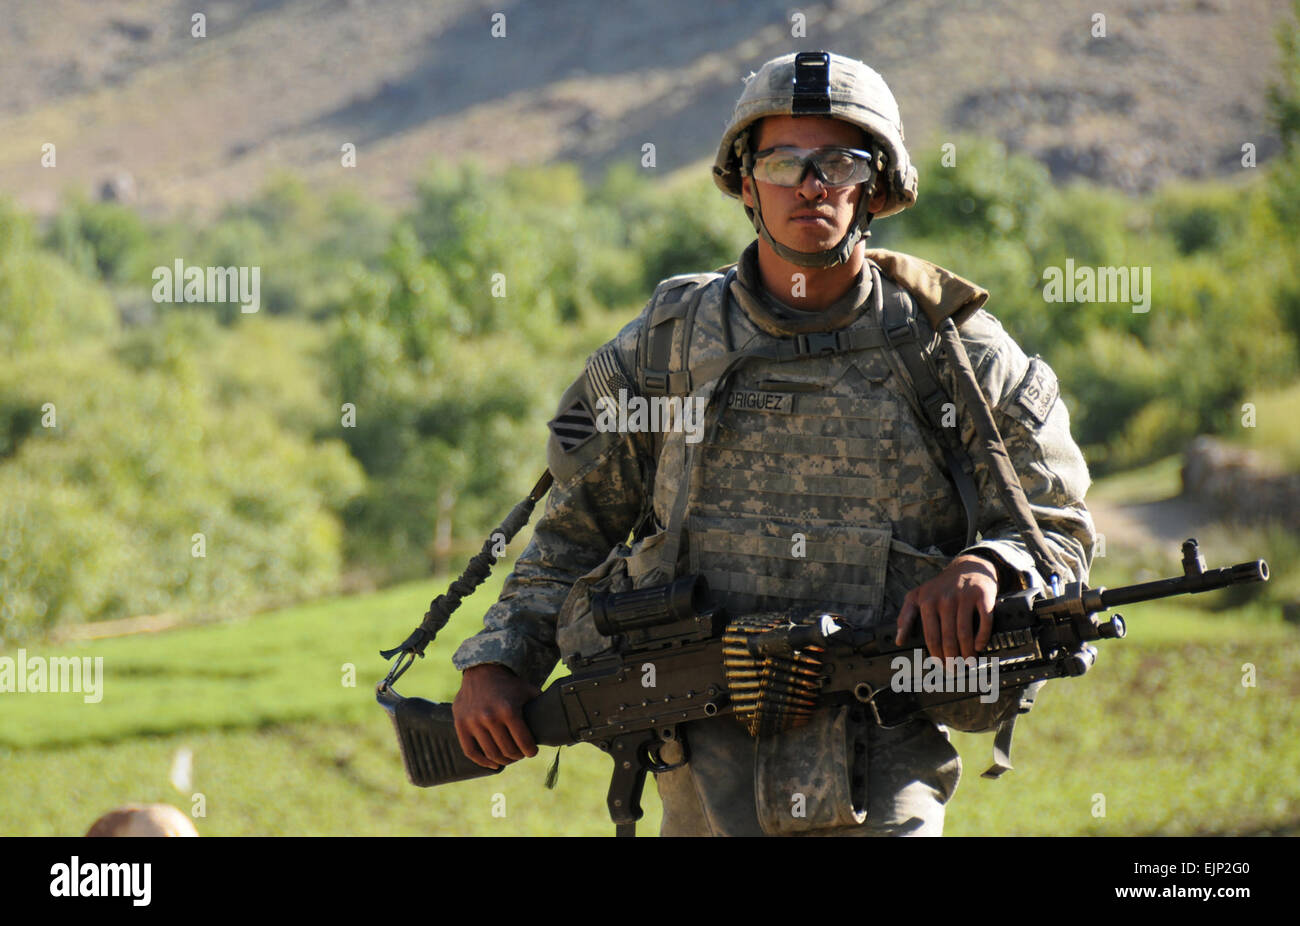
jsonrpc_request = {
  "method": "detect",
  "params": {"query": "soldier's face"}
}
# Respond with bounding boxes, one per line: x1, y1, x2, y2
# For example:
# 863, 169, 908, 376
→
741, 116, 886, 255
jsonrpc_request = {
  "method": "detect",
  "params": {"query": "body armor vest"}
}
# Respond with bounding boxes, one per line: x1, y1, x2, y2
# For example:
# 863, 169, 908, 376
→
641, 263, 968, 629
559, 253, 1062, 772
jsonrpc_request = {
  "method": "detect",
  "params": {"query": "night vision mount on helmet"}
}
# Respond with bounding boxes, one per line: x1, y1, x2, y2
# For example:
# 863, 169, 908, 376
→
712, 51, 919, 269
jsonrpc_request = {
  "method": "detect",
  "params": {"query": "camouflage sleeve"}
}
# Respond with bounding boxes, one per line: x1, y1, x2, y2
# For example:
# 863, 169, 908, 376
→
944, 308, 1097, 589
450, 314, 653, 690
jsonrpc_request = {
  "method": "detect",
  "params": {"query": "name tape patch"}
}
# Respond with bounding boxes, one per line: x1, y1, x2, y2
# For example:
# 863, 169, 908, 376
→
725, 390, 795, 413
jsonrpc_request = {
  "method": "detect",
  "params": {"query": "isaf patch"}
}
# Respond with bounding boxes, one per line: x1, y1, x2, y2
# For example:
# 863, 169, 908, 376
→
549, 396, 597, 453
1008, 357, 1059, 426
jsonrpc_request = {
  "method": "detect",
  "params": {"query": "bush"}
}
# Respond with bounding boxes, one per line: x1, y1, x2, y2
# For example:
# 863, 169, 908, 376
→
4, 109, 1299, 636
629, 175, 754, 287
0, 325, 364, 643
44, 196, 152, 282
884, 136, 1054, 254
0, 248, 117, 357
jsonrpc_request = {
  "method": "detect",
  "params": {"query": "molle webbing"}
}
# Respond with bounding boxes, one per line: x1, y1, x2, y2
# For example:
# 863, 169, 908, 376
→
639, 264, 981, 577
640, 270, 905, 399
646, 326, 894, 398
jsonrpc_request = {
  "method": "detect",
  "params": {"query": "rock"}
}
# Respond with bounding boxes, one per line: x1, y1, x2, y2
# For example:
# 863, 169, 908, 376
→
1180, 435, 1300, 525
98, 170, 136, 203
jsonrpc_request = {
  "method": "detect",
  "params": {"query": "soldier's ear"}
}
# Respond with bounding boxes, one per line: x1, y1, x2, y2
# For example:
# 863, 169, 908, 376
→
741, 175, 754, 209
868, 184, 887, 214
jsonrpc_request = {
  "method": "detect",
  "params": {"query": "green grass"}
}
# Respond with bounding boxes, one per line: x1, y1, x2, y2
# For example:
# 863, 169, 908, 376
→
1233, 381, 1300, 471
0, 577, 496, 749
0, 721, 657, 837
1088, 454, 1183, 505
0, 565, 663, 835
1, 560, 1296, 836
947, 634, 1300, 835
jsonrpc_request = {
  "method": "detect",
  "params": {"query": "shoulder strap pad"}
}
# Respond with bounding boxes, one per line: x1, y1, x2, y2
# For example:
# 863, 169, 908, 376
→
637, 272, 725, 397
865, 248, 988, 330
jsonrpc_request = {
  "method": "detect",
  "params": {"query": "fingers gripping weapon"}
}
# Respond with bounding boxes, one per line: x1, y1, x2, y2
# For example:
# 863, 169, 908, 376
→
813, 539, 1268, 725
378, 538, 1267, 837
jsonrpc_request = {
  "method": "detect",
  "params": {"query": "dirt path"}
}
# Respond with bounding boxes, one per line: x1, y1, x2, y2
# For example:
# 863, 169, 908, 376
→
1087, 494, 1218, 554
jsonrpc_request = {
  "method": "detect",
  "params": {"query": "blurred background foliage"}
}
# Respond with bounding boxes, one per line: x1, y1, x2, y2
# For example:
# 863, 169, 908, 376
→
3, 69, 1299, 640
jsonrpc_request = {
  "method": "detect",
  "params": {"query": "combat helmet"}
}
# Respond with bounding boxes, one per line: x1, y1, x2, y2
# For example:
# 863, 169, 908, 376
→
713, 51, 918, 268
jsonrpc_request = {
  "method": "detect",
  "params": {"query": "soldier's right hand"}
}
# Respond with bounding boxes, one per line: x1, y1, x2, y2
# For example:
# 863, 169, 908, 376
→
452, 663, 541, 769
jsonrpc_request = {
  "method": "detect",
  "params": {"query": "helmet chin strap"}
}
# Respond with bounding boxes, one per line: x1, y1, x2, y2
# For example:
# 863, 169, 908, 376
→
743, 150, 875, 270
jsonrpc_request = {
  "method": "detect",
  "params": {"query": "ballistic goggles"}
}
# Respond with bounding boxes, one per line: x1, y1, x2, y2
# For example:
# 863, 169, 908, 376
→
751, 145, 877, 188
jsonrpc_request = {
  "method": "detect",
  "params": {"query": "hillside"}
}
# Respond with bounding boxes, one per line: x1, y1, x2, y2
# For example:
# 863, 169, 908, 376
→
0, 0, 1288, 217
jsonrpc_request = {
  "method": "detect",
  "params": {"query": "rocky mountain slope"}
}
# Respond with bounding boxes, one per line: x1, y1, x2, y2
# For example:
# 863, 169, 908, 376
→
0, 0, 1288, 216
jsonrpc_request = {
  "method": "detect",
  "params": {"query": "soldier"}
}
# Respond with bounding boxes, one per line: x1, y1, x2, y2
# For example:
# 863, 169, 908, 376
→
451, 51, 1096, 836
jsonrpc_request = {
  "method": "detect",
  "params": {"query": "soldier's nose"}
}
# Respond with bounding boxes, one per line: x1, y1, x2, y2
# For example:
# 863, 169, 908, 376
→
797, 173, 828, 200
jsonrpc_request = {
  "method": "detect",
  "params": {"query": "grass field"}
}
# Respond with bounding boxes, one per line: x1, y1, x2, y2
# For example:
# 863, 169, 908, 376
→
0, 575, 650, 836
2, 469, 1297, 836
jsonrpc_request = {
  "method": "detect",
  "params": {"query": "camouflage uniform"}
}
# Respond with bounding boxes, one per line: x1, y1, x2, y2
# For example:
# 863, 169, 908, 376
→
453, 239, 1096, 836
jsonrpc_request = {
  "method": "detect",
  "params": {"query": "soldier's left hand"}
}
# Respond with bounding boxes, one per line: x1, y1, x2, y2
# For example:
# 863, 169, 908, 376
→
894, 554, 999, 661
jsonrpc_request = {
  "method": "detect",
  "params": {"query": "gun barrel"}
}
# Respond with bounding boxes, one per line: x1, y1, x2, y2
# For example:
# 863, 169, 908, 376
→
1099, 559, 1268, 610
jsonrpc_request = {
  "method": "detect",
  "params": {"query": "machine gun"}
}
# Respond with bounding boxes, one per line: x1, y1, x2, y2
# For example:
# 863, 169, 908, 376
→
378, 536, 1268, 836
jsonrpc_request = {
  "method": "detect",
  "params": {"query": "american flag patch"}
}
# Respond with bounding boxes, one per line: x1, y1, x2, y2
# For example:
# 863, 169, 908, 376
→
585, 346, 634, 406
